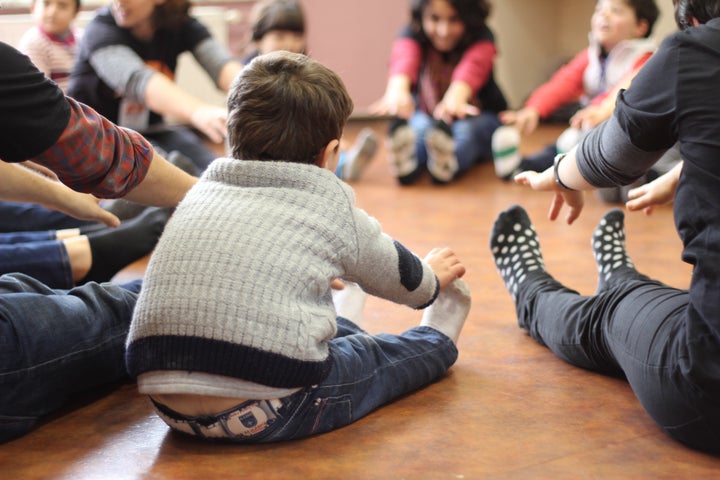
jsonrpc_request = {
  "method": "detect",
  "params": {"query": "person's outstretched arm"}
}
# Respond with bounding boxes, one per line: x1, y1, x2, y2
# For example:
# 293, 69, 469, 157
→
121, 150, 197, 206
0, 161, 120, 227
32, 96, 198, 203
369, 35, 420, 119
2, 42, 197, 206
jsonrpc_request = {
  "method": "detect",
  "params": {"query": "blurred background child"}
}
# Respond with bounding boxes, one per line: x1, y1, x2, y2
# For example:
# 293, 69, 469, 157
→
18, 0, 81, 92
371, 0, 507, 185
242, 0, 378, 182
68, 0, 243, 173
491, 0, 659, 180
242, 0, 306, 64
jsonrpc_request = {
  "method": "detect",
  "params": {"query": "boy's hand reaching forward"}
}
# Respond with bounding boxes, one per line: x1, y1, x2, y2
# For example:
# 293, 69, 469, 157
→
424, 247, 466, 289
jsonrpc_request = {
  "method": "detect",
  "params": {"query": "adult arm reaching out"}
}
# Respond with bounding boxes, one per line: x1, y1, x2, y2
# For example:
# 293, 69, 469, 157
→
0, 162, 120, 227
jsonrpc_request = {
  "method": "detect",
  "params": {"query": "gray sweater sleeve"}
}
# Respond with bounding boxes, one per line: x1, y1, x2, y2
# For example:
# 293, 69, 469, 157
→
191, 37, 234, 88
89, 45, 154, 103
577, 115, 671, 187
343, 207, 438, 309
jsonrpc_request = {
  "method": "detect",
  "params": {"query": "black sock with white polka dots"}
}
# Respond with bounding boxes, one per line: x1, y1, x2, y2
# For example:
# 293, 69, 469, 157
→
592, 209, 637, 294
490, 205, 547, 302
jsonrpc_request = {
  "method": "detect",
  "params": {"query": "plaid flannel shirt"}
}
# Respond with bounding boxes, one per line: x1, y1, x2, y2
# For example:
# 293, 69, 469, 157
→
33, 96, 154, 199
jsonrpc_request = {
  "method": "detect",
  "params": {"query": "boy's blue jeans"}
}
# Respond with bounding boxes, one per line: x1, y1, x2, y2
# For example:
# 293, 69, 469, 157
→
152, 317, 458, 442
0, 273, 142, 443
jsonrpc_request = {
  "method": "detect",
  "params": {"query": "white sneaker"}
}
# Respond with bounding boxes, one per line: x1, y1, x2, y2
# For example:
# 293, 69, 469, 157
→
341, 128, 379, 182
555, 127, 585, 154
387, 124, 418, 177
425, 127, 458, 183
491, 125, 521, 179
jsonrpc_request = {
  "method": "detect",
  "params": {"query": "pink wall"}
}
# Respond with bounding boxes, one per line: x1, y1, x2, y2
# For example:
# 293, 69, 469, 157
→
301, 0, 408, 115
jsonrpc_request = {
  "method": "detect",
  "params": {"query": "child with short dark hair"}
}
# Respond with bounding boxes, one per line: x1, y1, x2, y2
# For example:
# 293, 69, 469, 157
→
126, 51, 471, 443
242, 0, 378, 182
18, 0, 82, 92
492, 0, 660, 180
242, 0, 306, 64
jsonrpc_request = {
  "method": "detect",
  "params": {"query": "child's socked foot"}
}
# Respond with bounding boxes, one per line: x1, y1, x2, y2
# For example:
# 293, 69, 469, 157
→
592, 208, 636, 293
387, 121, 418, 178
420, 278, 471, 344
332, 281, 368, 327
340, 128, 379, 182
424, 122, 458, 183
491, 125, 521, 180
102, 198, 148, 221
490, 205, 546, 301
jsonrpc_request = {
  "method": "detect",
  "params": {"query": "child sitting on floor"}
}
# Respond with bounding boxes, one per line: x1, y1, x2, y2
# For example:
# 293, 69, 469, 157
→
491, 0, 659, 180
371, 0, 508, 185
126, 51, 471, 443
18, 0, 82, 93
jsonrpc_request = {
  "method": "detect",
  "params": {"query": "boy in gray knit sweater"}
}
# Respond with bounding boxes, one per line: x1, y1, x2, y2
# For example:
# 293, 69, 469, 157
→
126, 51, 471, 442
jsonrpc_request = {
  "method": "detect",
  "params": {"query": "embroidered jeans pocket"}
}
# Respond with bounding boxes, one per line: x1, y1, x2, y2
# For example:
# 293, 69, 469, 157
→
310, 395, 353, 435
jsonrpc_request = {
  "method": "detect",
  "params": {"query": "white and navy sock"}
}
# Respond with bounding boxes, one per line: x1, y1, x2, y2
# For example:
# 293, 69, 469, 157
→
420, 278, 471, 344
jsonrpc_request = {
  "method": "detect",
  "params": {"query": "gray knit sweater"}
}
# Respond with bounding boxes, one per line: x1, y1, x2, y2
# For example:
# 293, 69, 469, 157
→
126, 159, 439, 394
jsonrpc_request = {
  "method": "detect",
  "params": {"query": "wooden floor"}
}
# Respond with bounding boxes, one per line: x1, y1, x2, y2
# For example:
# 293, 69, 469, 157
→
3, 121, 719, 479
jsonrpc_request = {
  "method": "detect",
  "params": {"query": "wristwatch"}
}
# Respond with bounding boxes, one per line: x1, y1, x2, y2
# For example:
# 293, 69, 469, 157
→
553, 153, 576, 191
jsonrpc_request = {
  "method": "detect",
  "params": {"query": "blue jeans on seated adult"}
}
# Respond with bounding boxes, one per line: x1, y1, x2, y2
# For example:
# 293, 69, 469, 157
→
156, 317, 458, 442
0, 231, 74, 289
0, 273, 142, 443
409, 110, 502, 178
145, 126, 218, 173
0, 201, 95, 233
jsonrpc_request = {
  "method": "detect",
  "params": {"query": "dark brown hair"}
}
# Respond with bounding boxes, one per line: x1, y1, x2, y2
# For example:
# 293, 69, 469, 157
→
251, 0, 305, 41
410, 0, 491, 50
153, 0, 191, 31
624, 0, 660, 37
227, 51, 353, 164
31, 0, 81, 12
673, 0, 720, 29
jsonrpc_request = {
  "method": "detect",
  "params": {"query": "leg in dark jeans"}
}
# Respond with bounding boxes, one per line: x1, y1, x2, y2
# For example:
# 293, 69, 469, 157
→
490, 205, 720, 453
151, 280, 471, 443
0, 201, 96, 233
519, 144, 557, 173
145, 126, 218, 173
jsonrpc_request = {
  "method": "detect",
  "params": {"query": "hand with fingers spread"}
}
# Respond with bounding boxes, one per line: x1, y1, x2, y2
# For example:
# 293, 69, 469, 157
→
369, 75, 415, 120
433, 81, 480, 124
513, 167, 586, 225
